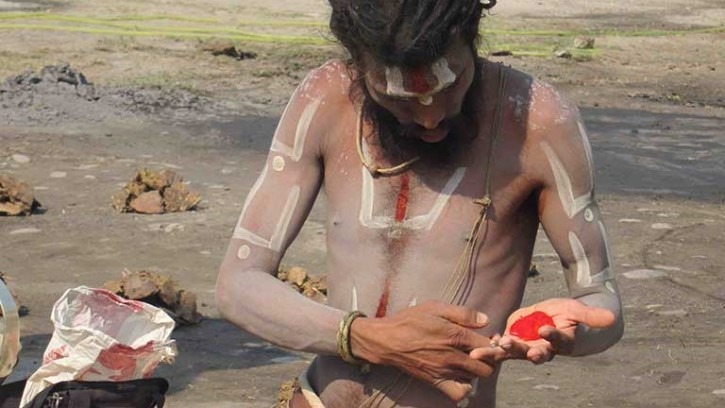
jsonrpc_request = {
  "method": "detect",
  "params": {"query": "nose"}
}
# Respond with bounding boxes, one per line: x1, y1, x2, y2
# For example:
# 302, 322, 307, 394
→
413, 107, 446, 130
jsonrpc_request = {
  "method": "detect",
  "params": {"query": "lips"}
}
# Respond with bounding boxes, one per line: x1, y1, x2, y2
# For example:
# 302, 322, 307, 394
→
418, 128, 449, 143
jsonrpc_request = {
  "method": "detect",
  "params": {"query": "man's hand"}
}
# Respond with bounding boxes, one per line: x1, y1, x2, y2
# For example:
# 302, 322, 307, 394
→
350, 301, 507, 402
469, 298, 616, 365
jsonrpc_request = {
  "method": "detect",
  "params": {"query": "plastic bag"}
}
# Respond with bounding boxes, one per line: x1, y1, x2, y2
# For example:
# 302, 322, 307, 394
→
20, 286, 177, 406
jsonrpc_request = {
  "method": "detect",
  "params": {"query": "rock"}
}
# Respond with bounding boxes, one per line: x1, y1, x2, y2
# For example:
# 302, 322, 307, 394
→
0, 175, 41, 216
277, 267, 327, 303
113, 169, 200, 213
275, 378, 299, 408
163, 182, 201, 212
11, 154, 29, 164
130, 190, 164, 214
202, 42, 257, 60
657, 309, 688, 318
623, 269, 667, 280
286, 267, 308, 287
138, 169, 180, 191
163, 223, 184, 233
618, 218, 642, 223
8, 228, 41, 235
573, 36, 595, 49
50, 171, 67, 178
533, 384, 560, 391
104, 270, 203, 326
555, 50, 572, 59
651, 223, 673, 230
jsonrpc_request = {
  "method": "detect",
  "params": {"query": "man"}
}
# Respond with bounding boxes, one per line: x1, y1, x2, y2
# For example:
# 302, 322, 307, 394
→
216, 1, 624, 407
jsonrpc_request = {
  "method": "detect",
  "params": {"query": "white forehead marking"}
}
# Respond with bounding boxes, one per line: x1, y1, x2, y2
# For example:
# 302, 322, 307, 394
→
237, 245, 251, 260
384, 58, 456, 98
272, 156, 286, 172
359, 166, 466, 230
233, 185, 300, 252
605, 281, 616, 294
271, 98, 321, 162
541, 141, 593, 218
584, 208, 594, 222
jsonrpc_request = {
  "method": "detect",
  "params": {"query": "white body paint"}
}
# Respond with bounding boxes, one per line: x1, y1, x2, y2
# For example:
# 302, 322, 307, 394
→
568, 231, 614, 289
237, 245, 251, 260
359, 167, 466, 230
271, 98, 322, 162
240, 164, 269, 217
233, 186, 301, 252
541, 141, 593, 218
384, 58, 456, 98
351, 285, 358, 310
272, 156, 286, 172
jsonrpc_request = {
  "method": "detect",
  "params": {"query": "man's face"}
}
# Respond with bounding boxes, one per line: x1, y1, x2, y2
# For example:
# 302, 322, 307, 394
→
363, 39, 476, 145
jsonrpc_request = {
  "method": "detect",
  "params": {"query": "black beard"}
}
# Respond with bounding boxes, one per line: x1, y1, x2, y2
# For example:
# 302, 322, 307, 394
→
360, 62, 482, 169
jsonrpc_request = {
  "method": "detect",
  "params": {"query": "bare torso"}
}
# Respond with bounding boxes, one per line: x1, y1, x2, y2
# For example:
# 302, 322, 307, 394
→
216, 55, 622, 408
310, 60, 540, 408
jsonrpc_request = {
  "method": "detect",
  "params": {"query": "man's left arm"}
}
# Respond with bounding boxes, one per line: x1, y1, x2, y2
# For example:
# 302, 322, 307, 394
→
522, 100, 624, 358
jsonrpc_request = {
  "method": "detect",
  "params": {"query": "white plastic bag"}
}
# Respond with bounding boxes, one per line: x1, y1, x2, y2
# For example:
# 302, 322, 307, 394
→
20, 286, 177, 406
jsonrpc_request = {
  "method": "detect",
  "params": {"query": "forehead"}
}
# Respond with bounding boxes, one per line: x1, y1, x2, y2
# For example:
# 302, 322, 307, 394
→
365, 42, 470, 96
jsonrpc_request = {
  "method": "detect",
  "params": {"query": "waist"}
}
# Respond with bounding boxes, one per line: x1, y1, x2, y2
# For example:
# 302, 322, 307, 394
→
305, 356, 498, 408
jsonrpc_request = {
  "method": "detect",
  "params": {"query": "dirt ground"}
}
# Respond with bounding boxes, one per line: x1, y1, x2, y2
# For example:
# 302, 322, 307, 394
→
1, 0, 724, 407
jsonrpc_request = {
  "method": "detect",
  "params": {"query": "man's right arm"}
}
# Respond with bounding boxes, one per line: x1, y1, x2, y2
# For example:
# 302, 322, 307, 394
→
216, 64, 346, 355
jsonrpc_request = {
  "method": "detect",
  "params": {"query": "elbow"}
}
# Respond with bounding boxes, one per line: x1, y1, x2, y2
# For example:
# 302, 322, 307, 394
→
611, 310, 625, 345
214, 268, 236, 321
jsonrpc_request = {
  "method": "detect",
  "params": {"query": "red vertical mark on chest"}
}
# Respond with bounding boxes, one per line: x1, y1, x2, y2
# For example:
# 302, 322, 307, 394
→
375, 280, 391, 318
407, 68, 431, 94
395, 174, 410, 222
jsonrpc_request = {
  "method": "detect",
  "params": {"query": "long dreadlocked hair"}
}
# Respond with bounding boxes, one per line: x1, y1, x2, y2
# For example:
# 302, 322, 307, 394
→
327, 0, 497, 166
328, 0, 496, 70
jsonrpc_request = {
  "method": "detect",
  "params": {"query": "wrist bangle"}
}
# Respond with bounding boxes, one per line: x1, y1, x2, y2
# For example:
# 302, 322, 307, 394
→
337, 310, 367, 366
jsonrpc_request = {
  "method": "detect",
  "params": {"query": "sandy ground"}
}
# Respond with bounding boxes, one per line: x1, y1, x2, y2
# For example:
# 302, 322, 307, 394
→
0, 0, 724, 407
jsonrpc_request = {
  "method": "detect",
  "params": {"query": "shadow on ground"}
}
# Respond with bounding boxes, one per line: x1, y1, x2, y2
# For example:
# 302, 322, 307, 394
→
582, 107, 723, 201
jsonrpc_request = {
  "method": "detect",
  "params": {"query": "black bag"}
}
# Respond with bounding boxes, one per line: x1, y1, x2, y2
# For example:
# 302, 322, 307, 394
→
0, 378, 168, 408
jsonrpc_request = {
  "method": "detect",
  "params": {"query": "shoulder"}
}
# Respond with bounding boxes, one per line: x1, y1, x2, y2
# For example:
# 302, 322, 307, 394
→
505, 72, 594, 190
291, 59, 354, 107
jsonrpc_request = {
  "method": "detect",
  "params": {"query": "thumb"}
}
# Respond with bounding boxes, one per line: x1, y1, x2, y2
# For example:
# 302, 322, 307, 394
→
436, 379, 473, 403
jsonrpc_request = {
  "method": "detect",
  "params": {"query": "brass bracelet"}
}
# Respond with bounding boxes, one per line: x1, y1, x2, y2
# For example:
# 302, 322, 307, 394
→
337, 310, 367, 366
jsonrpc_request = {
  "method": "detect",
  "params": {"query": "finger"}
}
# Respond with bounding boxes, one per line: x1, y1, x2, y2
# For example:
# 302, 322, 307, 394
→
469, 337, 528, 362
539, 327, 573, 354
427, 302, 489, 328
454, 355, 497, 378
569, 303, 616, 329
451, 328, 496, 351
435, 379, 473, 403
527, 346, 554, 365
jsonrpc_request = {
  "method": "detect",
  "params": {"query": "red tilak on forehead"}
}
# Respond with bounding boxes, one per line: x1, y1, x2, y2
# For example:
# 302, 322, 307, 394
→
406, 67, 431, 94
